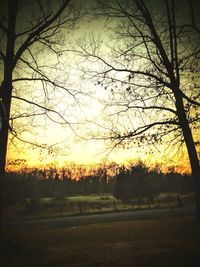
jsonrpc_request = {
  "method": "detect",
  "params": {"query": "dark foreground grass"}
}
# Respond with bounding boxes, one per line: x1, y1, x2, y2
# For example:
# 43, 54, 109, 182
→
1, 216, 200, 267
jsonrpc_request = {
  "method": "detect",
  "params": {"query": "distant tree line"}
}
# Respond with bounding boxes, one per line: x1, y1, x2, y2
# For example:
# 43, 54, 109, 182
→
3, 163, 193, 206
114, 163, 193, 202
3, 168, 115, 206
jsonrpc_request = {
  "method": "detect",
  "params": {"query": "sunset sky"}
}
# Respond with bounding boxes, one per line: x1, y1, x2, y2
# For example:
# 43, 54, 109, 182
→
1, 0, 199, 173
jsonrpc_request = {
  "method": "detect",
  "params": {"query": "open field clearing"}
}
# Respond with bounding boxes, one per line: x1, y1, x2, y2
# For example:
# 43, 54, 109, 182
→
3, 193, 194, 222
2, 216, 200, 267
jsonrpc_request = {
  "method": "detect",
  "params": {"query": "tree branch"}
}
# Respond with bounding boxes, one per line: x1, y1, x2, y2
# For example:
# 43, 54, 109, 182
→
113, 103, 177, 115
11, 95, 74, 127
14, 0, 71, 66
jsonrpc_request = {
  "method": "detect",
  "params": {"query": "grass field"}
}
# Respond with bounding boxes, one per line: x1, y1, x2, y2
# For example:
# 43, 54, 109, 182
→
3, 193, 194, 222
2, 216, 200, 267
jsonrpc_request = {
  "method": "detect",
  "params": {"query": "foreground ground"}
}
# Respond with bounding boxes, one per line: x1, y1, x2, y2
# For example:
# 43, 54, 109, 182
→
1, 216, 200, 267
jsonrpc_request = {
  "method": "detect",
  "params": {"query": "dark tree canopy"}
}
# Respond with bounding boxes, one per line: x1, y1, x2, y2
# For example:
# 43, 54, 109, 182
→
0, 0, 81, 242
75, 0, 200, 220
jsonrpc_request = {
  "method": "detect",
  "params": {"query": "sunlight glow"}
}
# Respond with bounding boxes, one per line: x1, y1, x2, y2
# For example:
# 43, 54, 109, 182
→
5, 0, 199, 175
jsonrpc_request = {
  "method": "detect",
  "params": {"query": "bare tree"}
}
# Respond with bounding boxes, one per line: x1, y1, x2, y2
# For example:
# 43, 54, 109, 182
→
76, 0, 200, 220
0, 0, 81, 242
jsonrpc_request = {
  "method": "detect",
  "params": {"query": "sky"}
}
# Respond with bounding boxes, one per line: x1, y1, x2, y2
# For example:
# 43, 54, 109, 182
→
1, 0, 199, 173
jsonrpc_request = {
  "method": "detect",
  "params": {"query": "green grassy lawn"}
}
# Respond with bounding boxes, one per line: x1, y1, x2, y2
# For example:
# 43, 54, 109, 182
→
2, 216, 200, 267
67, 194, 117, 202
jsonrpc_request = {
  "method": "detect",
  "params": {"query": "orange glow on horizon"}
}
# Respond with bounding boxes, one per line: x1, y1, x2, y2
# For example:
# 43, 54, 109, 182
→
6, 141, 192, 175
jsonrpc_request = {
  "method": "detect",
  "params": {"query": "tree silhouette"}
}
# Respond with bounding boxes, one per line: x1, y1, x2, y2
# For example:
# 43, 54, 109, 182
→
0, 0, 81, 243
76, 0, 200, 220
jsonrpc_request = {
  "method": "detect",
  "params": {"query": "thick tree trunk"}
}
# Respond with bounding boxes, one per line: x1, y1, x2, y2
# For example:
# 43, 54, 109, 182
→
0, 0, 18, 244
175, 90, 200, 222
0, 81, 13, 241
